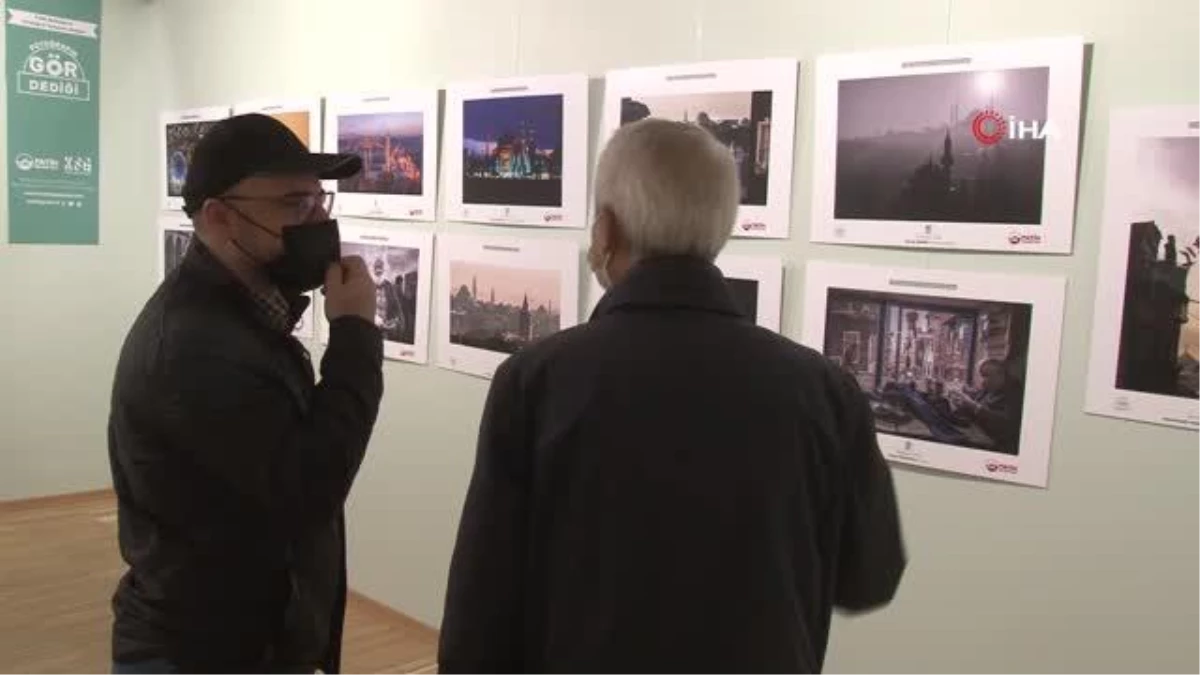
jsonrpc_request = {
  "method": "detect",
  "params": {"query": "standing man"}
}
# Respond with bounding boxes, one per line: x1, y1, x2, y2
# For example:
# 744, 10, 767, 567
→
107, 114, 384, 673
439, 119, 906, 673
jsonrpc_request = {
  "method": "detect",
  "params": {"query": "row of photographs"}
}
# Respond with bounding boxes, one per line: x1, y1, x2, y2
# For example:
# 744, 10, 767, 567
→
160, 35, 1088, 253
157, 219, 1062, 488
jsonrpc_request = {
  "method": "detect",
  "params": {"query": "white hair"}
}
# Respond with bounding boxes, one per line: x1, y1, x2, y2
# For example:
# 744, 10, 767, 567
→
593, 117, 738, 261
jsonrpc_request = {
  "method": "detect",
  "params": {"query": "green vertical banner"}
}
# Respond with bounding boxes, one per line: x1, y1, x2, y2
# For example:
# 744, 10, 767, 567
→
5, 0, 101, 245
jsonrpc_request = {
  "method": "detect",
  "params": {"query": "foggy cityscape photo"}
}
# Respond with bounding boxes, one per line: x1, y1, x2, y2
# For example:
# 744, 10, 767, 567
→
449, 260, 562, 355
1115, 136, 1200, 399
824, 287, 1033, 455
834, 66, 1051, 224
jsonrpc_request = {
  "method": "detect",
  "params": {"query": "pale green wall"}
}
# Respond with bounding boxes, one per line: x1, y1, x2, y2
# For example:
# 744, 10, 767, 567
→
0, 0, 172, 498
2, 0, 1197, 671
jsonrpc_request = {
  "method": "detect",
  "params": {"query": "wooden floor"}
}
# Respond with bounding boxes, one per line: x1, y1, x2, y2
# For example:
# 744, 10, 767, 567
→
0, 490, 438, 673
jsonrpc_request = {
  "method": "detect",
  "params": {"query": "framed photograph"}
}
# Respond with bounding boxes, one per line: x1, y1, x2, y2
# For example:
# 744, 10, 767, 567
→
810, 37, 1085, 253
319, 225, 434, 364
442, 73, 589, 228
601, 58, 799, 240
160, 106, 229, 212
801, 261, 1066, 488
1085, 105, 1199, 430
586, 253, 784, 332
157, 216, 194, 281
233, 98, 323, 150
436, 233, 580, 379
322, 91, 439, 221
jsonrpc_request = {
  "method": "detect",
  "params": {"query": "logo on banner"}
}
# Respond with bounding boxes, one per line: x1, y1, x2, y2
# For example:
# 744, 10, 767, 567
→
14, 153, 58, 172
17, 40, 91, 101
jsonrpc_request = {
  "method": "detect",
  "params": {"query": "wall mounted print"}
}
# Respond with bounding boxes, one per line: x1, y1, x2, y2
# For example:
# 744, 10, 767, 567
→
160, 106, 229, 212
601, 58, 799, 240
158, 216, 194, 281
443, 74, 588, 228
322, 91, 438, 222
1085, 105, 1199, 431
801, 261, 1066, 488
586, 253, 784, 332
436, 233, 580, 379
320, 224, 434, 364
810, 37, 1085, 253
233, 98, 322, 150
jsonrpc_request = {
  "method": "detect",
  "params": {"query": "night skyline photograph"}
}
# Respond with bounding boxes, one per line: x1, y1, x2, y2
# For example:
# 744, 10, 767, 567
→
462, 93, 564, 207
337, 111, 424, 196
620, 90, 773, 206
833, 66, 1051, 224
165, 120, 219, 197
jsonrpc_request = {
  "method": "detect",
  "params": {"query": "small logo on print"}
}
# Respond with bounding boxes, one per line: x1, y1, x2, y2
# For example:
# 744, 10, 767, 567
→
1113, 396, 1131, 411
971, 109, 1008, 146
1008, 231, 1043, 245
544, 213, 563, 223
740, 221, 767, 232
923, 224, 934, 235
408, 209, 424, 217
985, 461, 1018, 474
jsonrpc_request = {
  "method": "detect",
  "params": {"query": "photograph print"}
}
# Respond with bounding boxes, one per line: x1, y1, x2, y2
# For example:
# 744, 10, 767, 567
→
1086, 105, 1200, 430
443, 74, 589, 228
437, 233, 580, 379
158, 218, 194, 281
233, 99, 321, 150
320, 227, 433, 363
810, 37, 1085, 253
323, 91, 440, 221
802, 261, 1066, 488
602, 58, 799, 239
161, 106, 229, 211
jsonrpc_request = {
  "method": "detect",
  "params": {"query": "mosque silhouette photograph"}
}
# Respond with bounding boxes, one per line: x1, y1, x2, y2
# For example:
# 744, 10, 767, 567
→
832, 66, 1050, 225
1114, 136, 1200, 400
336, 111, 424, 195
461, 93, 564, 208
448, 260, 562, 355
619, 90, 773, 206
823, 287, 1033, 455
164, 119, 219, 197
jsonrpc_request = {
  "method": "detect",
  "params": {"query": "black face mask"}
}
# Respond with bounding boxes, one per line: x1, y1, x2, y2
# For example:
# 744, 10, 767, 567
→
234, 216, 341, 295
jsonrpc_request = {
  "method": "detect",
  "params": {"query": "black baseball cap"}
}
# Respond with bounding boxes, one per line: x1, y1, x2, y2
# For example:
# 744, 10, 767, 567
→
181, 113, 363, 217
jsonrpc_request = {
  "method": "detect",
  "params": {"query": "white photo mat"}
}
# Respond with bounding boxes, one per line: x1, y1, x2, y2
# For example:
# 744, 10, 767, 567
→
320, 224, 434, 364
801, 260, 1066, 488
810, 36, 1084, 253
322, 91, 439, 222
586, 253, 783, 332
1084, 105, 1200, 430
601, 58, 800, 240
157, 216, 194, 282
443, 73, 589, 228
160, 106, 230, 212
233, 98, 323, 151
436, 233, 580, 379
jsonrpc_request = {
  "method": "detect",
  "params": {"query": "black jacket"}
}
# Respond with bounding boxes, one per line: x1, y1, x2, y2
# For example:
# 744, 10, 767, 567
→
439, 255, 905, 673
106, 239, 383, 672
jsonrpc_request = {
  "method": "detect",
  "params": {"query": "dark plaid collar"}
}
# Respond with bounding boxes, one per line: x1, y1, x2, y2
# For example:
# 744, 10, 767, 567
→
182, 237, 309, 335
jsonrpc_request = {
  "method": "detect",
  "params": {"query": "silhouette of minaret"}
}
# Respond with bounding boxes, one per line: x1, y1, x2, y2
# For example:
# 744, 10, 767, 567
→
519, 293, 532, 340
472, 275, 477, 300
941, 128, 954, 175
490, 288, 495, 304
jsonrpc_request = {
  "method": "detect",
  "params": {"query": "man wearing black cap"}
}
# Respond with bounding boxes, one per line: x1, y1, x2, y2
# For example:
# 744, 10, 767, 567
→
106, 113, 384, 673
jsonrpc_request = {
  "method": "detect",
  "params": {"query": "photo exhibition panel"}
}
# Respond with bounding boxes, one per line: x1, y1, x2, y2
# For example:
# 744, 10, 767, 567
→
809, 36, 1085, 253
443, 74, 589, 229
602, 58, 799, 240
323, 90, 440, 222
802, 261, 1067, 488
320, 225, 435, 365
1085, 105, 1199, 431
436, 233, 581, 379
160, 106, 229, 212
587, 253, 784, 332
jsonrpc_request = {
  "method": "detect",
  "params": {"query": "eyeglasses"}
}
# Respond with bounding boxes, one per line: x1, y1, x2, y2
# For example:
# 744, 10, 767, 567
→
220, 190, 335, 223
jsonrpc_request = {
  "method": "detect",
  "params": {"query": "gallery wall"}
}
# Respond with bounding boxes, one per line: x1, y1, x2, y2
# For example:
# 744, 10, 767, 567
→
0, 0, 171, 498
0, 0, 1195, 672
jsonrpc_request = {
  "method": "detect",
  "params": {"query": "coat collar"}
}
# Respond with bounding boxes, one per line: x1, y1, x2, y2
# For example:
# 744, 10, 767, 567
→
589, 254, 746, 322
179, 236, 311, 333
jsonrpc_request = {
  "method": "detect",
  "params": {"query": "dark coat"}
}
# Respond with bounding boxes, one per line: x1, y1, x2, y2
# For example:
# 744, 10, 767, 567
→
439, 255, 906, 673
106, 239, 383, 672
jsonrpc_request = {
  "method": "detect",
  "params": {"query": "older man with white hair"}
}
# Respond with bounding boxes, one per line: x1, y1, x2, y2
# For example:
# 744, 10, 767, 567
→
439, 118, 906, 674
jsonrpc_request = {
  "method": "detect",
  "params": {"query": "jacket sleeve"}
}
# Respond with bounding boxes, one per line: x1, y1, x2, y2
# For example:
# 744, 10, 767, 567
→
832, 370, 907, 612
438, 356, 531, 674
155, 315, 384, 539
